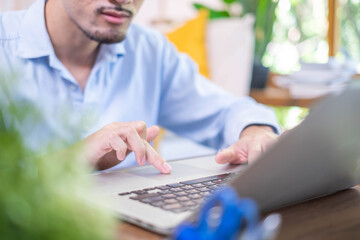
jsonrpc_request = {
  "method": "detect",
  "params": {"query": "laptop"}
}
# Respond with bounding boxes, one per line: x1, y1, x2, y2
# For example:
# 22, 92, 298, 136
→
89, 87, 360, 235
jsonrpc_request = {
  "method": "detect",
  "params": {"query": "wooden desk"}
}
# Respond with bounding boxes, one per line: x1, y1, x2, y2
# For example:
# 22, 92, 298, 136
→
116, 186, 360, 240
249, 87, 319, 108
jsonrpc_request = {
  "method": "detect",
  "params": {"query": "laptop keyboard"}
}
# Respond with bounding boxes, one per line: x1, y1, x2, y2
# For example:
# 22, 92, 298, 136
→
118, 172, 239, 214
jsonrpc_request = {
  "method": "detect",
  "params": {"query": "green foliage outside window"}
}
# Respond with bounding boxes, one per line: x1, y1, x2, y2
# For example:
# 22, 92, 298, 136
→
341, 0, 360, 65
264, 0, 329, 74
272, 106, 308, 131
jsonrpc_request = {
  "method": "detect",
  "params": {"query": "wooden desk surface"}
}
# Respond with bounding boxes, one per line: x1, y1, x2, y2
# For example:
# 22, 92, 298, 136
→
249, 87, 320, 108
116, 186, 360, 240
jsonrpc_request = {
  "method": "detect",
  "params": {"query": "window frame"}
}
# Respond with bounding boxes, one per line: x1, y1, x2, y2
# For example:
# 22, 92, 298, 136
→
328, 0, 340, 57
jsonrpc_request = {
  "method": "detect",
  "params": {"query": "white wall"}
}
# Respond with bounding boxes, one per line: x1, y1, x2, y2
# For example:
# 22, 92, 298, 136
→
0, 0, 35, 12
135, 0, 223, 27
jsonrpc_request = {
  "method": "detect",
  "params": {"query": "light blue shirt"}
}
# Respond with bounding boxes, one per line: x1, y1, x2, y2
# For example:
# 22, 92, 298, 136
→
0, 0, 279, 169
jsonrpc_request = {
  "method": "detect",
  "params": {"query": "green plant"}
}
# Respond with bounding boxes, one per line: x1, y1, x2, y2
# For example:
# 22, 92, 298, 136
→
0, 73, 116, 239
342, 0, 360, 62
272, 106, 308, 131
194, 0, 279, 64
253, 0, 279, 65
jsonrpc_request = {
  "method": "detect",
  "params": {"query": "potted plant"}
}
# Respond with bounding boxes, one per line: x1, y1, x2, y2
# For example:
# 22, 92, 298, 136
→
194, 0, 279, 89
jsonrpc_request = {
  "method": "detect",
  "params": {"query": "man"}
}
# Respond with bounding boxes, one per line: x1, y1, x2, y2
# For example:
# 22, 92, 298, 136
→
0, 0, 280, 174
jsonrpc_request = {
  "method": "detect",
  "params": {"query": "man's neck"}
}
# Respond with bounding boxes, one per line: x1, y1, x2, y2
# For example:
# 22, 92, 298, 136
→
45, 0, 99, 69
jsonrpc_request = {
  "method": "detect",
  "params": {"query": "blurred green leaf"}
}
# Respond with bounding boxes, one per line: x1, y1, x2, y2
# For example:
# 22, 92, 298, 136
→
254, 0, 279, 64
342, 0, 360, 62
193, 3, 230, 19
236, 0, 258, 15
272, 106, 308, 130
223, 0, 237, 5
0, 73, 116, 240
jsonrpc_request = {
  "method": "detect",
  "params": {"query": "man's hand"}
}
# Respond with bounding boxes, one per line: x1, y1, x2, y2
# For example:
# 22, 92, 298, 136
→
79, 121, 172, 174
215, 125, 278, 165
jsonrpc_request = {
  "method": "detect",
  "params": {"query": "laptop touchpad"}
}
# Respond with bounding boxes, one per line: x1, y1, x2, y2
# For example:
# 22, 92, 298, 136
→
128, 162, 212, 181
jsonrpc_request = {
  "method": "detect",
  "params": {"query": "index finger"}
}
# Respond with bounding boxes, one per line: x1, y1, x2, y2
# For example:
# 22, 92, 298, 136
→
116, 126, 147, 165
143, 141, 172, 174
215, 146, 238, 164
127, 121, 148, 140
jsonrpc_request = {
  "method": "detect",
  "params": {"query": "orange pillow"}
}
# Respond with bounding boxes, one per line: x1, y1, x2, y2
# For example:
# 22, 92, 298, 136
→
166, 10, 210, 78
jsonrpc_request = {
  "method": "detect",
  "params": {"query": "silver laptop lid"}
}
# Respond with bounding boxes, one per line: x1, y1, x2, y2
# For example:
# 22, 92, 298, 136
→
230, 87, 360, 211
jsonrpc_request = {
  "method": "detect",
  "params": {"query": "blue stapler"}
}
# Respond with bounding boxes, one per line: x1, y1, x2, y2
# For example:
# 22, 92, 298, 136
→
173, 186, 282, 240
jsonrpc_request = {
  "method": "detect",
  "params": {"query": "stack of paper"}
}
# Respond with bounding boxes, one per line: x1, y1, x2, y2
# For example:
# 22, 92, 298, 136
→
274, 60, 356, 99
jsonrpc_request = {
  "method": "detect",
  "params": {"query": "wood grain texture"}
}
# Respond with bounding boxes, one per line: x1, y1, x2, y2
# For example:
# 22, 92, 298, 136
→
117, 221, 164, 240
249, 87, 320, 108
268, 187, 360, 240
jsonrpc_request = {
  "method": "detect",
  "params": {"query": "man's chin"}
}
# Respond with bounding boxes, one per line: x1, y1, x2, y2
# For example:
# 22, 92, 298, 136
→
87, 32, 126, 44
94, 36, 126, 44
79, 26, 127, 44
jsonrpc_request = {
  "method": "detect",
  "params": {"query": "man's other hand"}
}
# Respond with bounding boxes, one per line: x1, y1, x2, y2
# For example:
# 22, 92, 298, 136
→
80, 121, 172, 174
215, 125, 278, 165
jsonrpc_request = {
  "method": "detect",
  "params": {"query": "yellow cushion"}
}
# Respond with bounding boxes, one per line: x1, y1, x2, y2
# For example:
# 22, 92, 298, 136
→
166, 10, 210, 78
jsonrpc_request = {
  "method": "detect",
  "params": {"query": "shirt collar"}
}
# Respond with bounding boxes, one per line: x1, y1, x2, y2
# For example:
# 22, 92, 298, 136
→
16, 0, 54, 59
16, 0, 126, 60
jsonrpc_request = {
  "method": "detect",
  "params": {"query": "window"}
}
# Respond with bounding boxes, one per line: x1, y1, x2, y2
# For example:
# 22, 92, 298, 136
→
339, 0, 360, 70
263, 0, 329, 74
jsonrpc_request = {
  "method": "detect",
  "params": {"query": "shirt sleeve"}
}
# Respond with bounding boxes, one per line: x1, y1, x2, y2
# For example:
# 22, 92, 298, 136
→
157, 36, 280, 150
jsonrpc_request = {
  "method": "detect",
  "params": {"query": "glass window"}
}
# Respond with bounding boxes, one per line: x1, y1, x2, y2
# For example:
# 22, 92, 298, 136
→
263, 0, 329, 74
339, 0, 360, 71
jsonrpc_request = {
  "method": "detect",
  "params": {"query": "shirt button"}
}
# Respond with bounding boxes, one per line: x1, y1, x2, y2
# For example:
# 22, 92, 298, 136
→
70, 85, 77, 91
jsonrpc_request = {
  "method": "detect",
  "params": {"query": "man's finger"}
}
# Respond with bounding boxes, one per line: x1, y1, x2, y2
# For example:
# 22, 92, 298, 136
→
109, 135, 127, 161
144, 141, 172, 174
215, 146, 238, 164
130, 121, 148, 140
119, 126, 160, 159
247, 143, 262, 163
147, 125, 160, 142
116, 126, 146, 165
96, 151, 120, 170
